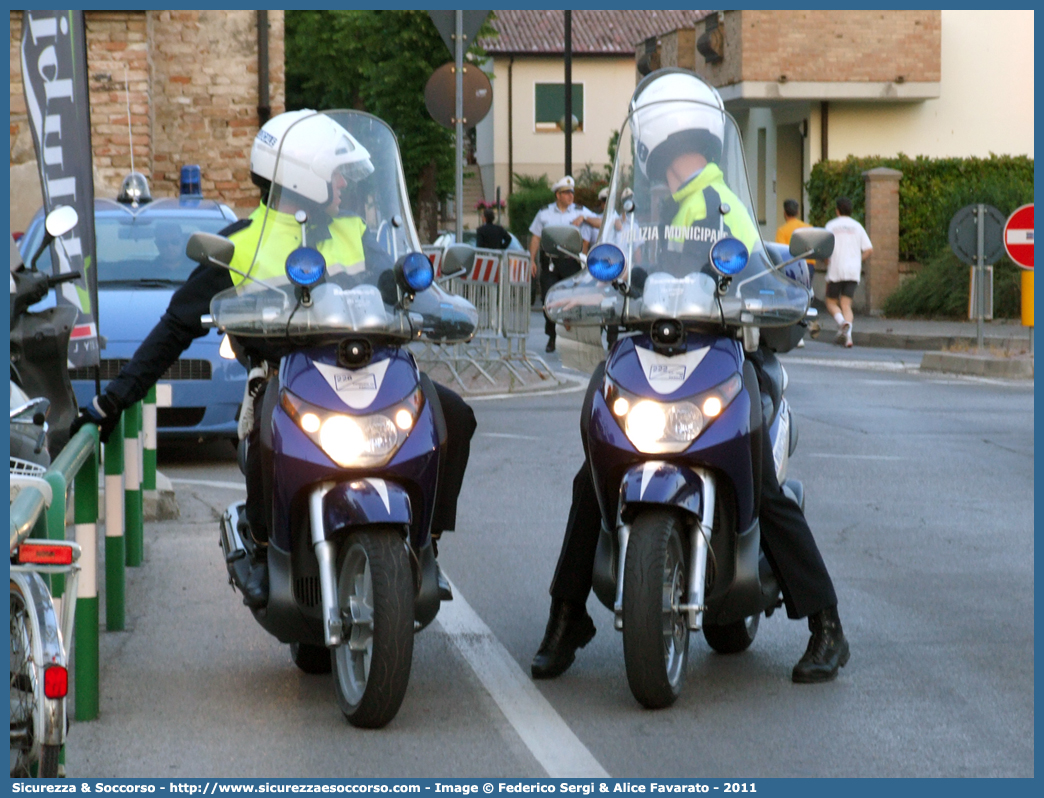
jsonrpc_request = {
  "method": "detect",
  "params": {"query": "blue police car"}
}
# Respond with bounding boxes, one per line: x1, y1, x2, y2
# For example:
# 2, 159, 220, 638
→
19, 168, 247, 443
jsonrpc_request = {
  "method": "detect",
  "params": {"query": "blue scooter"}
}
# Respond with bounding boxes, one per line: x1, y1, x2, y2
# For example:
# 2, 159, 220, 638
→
190, 110, 477, 728
543, 99, 833, 708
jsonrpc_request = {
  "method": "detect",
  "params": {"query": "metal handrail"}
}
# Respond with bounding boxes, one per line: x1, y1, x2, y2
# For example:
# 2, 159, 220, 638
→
9, 425, 99, 551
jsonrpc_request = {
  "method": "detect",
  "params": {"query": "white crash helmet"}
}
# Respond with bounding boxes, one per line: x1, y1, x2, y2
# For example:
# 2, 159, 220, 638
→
630, 69, 726, 182
250, 109, 375, 206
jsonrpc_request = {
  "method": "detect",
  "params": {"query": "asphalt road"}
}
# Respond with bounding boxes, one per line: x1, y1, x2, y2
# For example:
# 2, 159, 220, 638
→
65, 339, 1034, 778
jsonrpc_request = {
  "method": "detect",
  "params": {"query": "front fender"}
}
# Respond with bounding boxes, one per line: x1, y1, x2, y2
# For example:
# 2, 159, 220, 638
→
619, 461, 704, 521
322, 478, 412, 537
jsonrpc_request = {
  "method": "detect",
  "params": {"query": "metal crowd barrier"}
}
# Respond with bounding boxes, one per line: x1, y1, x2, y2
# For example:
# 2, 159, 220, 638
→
9, 399, 152, 724
416, 245, 552, 391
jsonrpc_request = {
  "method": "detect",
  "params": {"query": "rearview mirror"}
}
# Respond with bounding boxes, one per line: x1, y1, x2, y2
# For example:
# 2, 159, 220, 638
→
789, 228, 834, 261
31, 205, 80, 269
44, 206, 78, 239
540, 225, 583, 261
186, 232, 235, 269
441, 244, 475, 281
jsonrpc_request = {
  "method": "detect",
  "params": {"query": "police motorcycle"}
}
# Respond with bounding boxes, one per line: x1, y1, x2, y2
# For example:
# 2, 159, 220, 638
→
10, 205, 82, 468
187, 111, 478, 728
543, 78, 833, 709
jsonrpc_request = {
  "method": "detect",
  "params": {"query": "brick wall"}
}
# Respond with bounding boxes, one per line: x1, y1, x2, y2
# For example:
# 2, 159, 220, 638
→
689, 10, 940, 86
10, 10, 284, 219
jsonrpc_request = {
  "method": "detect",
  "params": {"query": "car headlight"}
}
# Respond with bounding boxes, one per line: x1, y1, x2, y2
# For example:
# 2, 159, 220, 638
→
280, 385, 423, 468
604, 372, 743, 454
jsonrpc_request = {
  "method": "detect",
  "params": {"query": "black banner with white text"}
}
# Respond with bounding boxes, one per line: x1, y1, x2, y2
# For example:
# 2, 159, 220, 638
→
21, 9, 100, 368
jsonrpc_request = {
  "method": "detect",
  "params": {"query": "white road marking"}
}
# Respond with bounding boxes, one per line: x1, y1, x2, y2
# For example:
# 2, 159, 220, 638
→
784, 356, 918, 372
436, 578, 609, 778
168, 478, 246, 491
808, 453, 904, 460
467, 374, 589, 401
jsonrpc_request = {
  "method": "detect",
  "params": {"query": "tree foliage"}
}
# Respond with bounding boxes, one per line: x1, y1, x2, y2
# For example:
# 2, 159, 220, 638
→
285, 11, 495, 238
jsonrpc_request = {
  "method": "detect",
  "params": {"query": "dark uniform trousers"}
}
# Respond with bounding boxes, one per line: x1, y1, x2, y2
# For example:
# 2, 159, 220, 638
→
245, 376, 476, 548
549, 360, 837, 620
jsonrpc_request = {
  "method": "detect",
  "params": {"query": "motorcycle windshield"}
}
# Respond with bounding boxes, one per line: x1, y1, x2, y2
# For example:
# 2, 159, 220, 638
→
545, 100, 809, 329
210, 110, 476, 344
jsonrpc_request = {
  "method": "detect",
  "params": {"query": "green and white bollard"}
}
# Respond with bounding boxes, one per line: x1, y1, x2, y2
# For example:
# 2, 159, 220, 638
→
143, 386, 157, 492
104, 418, 126, 632
124, 402, 144, 567
74, 425, 101, 721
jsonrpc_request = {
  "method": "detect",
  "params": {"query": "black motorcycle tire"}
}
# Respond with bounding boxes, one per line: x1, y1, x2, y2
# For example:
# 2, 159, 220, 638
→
332, 529, 414, 729
622, 509, 689, 710
703, 613, 760, 654
289, 642, 332, 674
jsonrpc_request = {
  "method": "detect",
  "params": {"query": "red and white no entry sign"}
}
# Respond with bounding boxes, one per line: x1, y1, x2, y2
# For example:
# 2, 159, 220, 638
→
1004, 204, 1033, 269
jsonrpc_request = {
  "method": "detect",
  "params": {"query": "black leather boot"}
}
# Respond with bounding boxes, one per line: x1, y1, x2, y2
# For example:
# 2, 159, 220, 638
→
792, 604, 849, 683
531, 599, 596, 679
241, 548, 269, 610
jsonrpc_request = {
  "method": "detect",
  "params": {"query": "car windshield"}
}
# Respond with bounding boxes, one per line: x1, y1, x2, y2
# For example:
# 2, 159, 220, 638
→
23, 214, 230, 285
545, 99, 809, 329
210, 110, 476, 344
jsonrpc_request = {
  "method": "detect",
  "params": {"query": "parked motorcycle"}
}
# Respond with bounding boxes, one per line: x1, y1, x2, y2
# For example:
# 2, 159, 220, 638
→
543, 98, 833, 709
189, 110, 477, 728
10, 206, 81, 467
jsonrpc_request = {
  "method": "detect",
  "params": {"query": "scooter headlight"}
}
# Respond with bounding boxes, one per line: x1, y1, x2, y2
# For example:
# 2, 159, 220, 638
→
604, 372, 743, 454
280, 386, 422, 468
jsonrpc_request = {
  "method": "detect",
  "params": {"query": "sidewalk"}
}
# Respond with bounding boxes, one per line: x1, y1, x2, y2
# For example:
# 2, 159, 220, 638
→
816, 313, 1034, 378
836, 314, 1032, 353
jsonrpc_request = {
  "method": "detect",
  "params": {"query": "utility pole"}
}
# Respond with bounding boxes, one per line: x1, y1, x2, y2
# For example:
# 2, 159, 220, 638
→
455, 10, 464, 241
564, 10, 572, 177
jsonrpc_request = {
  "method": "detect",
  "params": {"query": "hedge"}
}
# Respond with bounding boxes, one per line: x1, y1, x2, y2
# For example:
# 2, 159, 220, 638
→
881, 250, 1024, 319
807, 154, 1034, 264
507, 187, 555, 244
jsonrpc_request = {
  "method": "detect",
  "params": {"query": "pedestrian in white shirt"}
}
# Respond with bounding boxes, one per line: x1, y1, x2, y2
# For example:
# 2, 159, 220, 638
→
529, 175, 589, 352
823, 196, 873, 347
573, 186, 608, 254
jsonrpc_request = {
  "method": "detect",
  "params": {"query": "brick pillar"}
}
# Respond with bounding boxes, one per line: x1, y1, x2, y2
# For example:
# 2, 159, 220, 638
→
861, 167, 903, 313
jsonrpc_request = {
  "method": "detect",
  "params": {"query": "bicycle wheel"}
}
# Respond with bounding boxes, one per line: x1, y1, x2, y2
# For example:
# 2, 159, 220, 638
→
10, 579, 40, 777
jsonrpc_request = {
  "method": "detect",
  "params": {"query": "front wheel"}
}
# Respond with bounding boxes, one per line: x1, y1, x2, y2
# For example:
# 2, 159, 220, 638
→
622, 510, 689, 709
332, 529, 414, 729
703, 614, 760, 654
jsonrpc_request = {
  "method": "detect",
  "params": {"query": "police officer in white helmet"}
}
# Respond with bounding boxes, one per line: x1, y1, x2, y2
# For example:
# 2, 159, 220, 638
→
72, 110, 476, 609
531, 70, 848, 686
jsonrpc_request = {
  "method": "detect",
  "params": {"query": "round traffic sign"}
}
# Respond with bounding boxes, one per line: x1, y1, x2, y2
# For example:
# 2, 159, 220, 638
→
424, 62, 492, 131
948, 204, 1005, 266
1004, 204, 1033, 269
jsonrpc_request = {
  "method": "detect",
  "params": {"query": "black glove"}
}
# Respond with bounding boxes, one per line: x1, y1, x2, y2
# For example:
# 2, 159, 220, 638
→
69, 393, 123, 443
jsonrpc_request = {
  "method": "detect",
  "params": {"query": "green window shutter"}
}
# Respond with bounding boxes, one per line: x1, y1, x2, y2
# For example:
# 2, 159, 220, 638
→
535, 83, 583, 132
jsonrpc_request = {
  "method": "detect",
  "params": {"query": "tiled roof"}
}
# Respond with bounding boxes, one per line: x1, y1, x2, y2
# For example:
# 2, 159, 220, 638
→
480, 10, 709, 55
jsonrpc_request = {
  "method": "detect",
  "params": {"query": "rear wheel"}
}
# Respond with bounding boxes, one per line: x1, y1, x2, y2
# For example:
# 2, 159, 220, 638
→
332, 529, 414, 728
37, 745, 59, 778
10, 580, 40, 777
290, 642, 332, 674
622, 510, 689, 709
703, 613, 760, 654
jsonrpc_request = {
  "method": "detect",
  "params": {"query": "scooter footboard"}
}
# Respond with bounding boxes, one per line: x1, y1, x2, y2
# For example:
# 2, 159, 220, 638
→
702, 517, 765, 626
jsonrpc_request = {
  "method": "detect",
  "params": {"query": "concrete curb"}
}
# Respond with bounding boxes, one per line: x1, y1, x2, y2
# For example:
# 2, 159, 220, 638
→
85, 470, 180, 524
852, 330, 1029, 352
920, 351, 1034, 379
